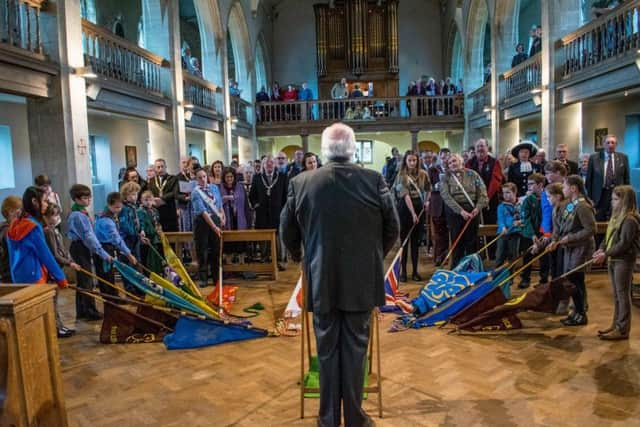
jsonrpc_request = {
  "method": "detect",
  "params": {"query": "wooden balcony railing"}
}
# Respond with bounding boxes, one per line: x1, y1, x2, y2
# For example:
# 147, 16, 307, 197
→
256, 95, 463, 124
0, 0, 44, 55
81, 19, 167, 94
559, 0, 640, 78
468, 84, 490, 115
183, 74, 221, 114
231, 97, 252, 123
501, 53, 541, 100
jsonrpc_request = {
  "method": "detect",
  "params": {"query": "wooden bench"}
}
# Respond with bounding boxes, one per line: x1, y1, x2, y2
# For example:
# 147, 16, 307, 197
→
164, 229, 279, 280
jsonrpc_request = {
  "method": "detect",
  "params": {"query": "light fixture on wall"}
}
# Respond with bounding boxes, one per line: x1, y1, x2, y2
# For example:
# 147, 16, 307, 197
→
635, 55, 640, 72
72, 65, 97, 79
86, 83, 102, 101
530, 87, 542, 95
532, 94, 542, 106
184, 110, 194, 121
483, 106, 493, 121
183, 102, 195, 109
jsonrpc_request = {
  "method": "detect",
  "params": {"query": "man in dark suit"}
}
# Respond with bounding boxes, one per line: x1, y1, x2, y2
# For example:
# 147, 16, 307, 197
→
281, 123, 400, 427
148, 158, 179, 231
585, 134, 630, 221
554, 143, 579, 176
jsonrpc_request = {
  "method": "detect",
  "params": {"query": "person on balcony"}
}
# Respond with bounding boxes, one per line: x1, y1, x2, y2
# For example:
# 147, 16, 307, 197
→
350, 84, 364, 98
298, 82, 314, 119
331, 77, 349, 118
189, 57, 203, 78
406, 81, 418, 116
270, 82, 282, 120
229, 79, 242, 97
282, 84, 298, 120
256, 86, 270, 122
511, 43, 528, 67
529, 26, 542, 57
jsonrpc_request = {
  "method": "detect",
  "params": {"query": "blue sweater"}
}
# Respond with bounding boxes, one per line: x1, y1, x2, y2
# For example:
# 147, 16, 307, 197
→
7, 215, 67, 285
497, 202, 521, 235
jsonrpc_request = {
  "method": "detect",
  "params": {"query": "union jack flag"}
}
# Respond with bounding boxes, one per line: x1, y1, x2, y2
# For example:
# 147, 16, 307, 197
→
380, 248, 404, 313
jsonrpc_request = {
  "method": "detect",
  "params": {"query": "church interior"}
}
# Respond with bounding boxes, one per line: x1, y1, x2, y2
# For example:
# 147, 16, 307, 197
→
1, 0, 640, 426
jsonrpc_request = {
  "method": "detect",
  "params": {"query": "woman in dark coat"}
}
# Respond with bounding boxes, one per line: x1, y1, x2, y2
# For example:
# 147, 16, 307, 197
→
507, 141, 542, 197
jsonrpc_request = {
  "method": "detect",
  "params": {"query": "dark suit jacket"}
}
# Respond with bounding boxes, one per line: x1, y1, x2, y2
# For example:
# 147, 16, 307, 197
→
585, 151, 630, 205
249, 171, 288, 229
148, 174, 178, 231
508, 162, 542, 197
280, 161, 400, 314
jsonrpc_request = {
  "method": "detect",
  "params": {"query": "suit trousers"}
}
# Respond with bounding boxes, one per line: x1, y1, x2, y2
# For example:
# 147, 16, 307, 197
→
70, 241, 98, 316
608, 260, 633, 334
313, 309, 371, 427
193, 216, 220, 285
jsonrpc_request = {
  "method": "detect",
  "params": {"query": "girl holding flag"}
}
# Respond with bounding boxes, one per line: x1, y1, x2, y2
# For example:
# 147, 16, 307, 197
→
394, 150, 430, 282
191, 168, 225, 288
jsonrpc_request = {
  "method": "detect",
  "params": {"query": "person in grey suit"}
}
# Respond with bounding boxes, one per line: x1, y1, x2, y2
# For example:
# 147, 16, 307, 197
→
585, 134, 630, 221
281, 123, 400, 427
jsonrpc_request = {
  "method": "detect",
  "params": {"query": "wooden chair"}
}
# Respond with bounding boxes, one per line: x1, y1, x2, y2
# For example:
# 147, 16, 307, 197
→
299, 271, 383, 419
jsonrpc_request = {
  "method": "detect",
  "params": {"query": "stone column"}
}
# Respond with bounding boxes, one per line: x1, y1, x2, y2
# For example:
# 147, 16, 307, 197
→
222, 36, 233, 165
168, 0, 187, 158
540, 0, 554, 154
410, 128, 419, 151
300, 131, 309, 152
27, 0, 91, 209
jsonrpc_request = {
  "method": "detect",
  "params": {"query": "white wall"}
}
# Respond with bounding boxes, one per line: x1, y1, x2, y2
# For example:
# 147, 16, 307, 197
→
269, 0, 444, 97
0, 98, 33, 205
205, 130, 225, 165
87, 113, 150, 194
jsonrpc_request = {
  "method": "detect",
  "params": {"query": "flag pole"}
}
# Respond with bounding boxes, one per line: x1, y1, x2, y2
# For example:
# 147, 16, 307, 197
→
77, 266, 144, 302
476, 232, 507, 257
494, 248, 552, 289
442, 215, 474, 268
384, 207, 425, 278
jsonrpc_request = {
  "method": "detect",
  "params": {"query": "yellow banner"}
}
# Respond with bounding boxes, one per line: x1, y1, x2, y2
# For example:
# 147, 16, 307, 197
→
160, 233, 202, 299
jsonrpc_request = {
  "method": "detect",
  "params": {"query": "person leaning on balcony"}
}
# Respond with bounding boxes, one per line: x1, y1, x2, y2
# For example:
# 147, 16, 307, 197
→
282, 85, 298, 120
256, 86, 270, 122
511, 43, 529, 67
529, 26, 542, 57
298, 82, 314, 120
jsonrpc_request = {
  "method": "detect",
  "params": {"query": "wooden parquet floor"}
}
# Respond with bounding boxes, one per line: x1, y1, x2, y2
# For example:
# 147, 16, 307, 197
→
56, 254, 640, 427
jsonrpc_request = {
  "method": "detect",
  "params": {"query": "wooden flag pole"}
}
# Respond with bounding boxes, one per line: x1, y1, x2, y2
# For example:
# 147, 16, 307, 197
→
77, 266, 144, 302
442, 216, 474, 267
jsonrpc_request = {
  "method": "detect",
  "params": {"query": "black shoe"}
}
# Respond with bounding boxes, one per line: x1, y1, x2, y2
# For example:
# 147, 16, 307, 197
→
85, 310, 103, 321
518, 280, 530, 289
57, 327, 75, 338
411, 272, 422, 282
561, 313, 587, 326
399, 272, 407, 283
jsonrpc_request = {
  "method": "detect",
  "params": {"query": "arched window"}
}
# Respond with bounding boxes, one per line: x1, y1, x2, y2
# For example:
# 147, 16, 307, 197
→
227, 4, 252, 102
450, 27, 463, 83
255, 38, 268, 93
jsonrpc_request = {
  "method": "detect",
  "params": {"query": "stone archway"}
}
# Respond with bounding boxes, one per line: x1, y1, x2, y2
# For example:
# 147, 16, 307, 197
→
447, 22, 464, 83
192, 0, 225, 85
227, 2, 253, 102
464, 0, 489, 92
254, 33, 270, 93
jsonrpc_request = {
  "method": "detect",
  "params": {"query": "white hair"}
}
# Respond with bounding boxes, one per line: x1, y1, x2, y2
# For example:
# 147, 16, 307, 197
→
321, 123, 356, 160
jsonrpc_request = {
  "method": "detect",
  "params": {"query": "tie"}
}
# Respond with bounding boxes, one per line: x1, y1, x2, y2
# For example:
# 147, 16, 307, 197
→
605, 153, 614, 188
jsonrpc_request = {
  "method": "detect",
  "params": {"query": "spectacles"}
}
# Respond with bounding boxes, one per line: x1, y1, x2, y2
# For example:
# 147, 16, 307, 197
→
277, 157, 286, 160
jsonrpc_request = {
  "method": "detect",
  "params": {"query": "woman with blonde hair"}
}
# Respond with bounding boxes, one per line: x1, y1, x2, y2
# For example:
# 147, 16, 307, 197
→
592, 185, 640, 340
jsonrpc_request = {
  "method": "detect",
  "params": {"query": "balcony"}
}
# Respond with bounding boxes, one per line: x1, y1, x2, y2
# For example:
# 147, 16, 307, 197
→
467, 84, 490, 128
81, 19, 171, 121
255, 95, 464, 136
183, 74, 222, 131
0, 0, 57, 97
498, 53, 541, 120
231, 97, 253, 136
556, 0, 640, 104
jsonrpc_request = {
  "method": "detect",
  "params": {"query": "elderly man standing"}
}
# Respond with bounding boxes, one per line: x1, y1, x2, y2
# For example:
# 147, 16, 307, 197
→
148, 158, 179, 231
465, 138, 504, 226
281, 123, 399, 427
555, 143, 579, 175
276, 151, 289, 174
586, 134, 630, 221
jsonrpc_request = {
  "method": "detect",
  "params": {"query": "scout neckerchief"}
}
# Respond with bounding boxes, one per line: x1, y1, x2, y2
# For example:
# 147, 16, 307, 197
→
193, 185, 223, 221
71, 202, 89, 216
154, 174, 169, 197
260, 171, 279, 197
124, 201, 141, 233
450, 169, 475, 208
406, 171, 425, 204
558, 196, 586, 235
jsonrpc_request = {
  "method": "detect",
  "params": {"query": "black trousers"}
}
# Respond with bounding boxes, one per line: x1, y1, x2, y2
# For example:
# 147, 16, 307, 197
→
313, 309, 371, 427
520, 237, 534, 282
193, 215, 220, 285
70, 241, 98, 316
94, 243, 119, 298
568, 271, 587, 315
399, 198, 424, 275
445, 206, 479, 268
